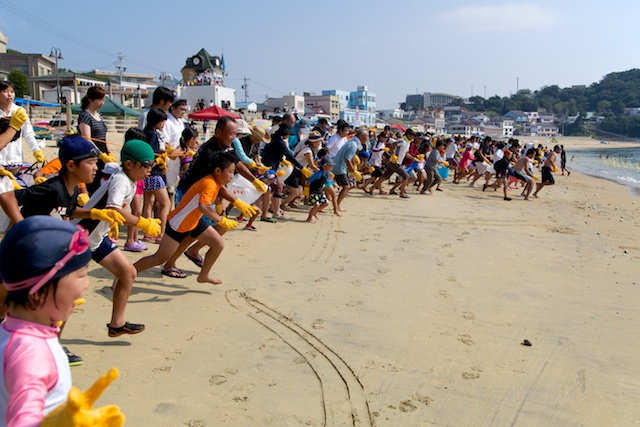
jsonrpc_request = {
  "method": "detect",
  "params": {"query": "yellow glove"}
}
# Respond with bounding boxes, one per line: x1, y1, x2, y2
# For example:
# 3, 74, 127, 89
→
275, 170, 286, 178
185, 150, 196, 158
300, 167, 312, 179
256, 165, 271, 174
34, 176, 48, 185
215, 203, 223, 215
0, 169, 21, 190
390, 154, 399, 164
352, 156, 361, 166
135, 216, 161, 237
217, 216, 238, 231
109, 221, 119, 241
382, 147, 390, 152
252, 178, 267, 193
77, 193, 90, 207
352, 170, 363, 182
281, 159, 293, 168
155, 152, 168, 173
552, 165, 559, 172
416, 154, 425, 161
90, 209, 125, 226
41, 368, 124, 427
233, 198, 258, 217
329, 173, 335, 180
532, 175, 540, 181
9, 107, 28, 131
99, 152, 116, 164
367, 165, 375, 173
442, 161, 450, 167
248, 160, 257, 169
33, 149, 46, 163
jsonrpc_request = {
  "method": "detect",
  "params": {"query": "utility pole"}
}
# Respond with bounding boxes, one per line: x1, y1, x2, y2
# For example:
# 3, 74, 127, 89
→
516, 76, 519, 93
241, 76, 249, 102
115, 53, 126, 85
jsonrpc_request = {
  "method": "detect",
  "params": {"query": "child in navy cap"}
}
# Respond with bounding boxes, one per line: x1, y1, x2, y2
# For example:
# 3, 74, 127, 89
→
0, 216, 124, 425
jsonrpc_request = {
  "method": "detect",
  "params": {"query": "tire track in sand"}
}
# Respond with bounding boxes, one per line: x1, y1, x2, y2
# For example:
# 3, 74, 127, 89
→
225, 290, 373, 427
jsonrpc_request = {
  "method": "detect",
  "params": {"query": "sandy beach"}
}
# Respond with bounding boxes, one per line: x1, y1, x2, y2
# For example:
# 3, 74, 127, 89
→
28, 136, 639, 426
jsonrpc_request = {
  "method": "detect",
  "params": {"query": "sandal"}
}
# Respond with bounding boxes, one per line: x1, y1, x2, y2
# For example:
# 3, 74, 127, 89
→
184, 251, 204, 268
107, 321, 145, 337
161, 268, 187, 279
260, 217, 276, 223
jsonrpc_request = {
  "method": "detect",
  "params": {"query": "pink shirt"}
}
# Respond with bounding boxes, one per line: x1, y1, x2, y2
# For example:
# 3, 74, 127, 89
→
0, 316, 71, 426
460, 149, 475, 169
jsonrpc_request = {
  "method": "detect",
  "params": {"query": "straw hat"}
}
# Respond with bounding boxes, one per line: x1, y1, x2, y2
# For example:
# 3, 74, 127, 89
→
236, 119, 251, 135
307, 131, 323, 143
250, 125, 271, 143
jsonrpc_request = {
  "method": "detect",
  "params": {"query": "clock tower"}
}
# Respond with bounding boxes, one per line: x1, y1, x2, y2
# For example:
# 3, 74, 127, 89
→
181, 48, 224, 83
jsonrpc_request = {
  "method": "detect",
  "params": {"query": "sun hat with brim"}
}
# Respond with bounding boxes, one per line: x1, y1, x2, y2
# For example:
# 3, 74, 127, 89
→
121, 139, 155, 163
307, 131, 323, 143
250, 125, 271, 143
0, 216, 92, 294
236, 119, 251, 135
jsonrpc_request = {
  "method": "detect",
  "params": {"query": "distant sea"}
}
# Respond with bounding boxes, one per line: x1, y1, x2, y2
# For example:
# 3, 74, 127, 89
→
569, 145, 640, 193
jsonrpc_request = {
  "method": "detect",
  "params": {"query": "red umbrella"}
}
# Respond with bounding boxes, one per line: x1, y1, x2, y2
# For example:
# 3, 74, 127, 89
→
390, 123, 407, 132
188, 105, 241, 120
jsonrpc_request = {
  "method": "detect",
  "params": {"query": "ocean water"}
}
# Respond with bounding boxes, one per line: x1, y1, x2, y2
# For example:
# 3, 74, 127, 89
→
569, 146, 640, 191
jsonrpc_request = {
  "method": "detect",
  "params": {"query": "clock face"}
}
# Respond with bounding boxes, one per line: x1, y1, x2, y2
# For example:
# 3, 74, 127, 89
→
192, 57, 201, 66
214, 58, 221, 67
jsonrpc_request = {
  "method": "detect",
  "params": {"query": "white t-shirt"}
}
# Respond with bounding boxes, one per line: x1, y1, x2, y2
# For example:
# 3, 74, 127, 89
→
446, 141, 458, 159
294, 145, 314, 167
370, 139, 386, 167
0, 104, 41, 166
326, 133, 347, 158
163, 113, 185, 187
395, 138, 411, 164
79, 170, 135, 251
493, 148, 504, 164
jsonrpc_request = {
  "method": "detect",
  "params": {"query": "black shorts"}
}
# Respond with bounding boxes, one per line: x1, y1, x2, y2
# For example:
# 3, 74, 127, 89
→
334, 174, 349, 187
165, 217, 210, 243
541, 166, 554, 184
284, 168, 302, 188
382, 163, 409, 180
371, 166, 383, 178
494, 159, 509, 178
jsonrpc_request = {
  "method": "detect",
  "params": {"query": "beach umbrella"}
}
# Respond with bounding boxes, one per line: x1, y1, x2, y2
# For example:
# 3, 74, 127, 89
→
391, 123, 407, 132
251, 118, 271, 129
188, 105, 240, 121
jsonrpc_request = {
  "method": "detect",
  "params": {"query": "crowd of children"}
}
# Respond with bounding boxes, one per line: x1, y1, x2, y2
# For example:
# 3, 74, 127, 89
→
0, 81, 567, 423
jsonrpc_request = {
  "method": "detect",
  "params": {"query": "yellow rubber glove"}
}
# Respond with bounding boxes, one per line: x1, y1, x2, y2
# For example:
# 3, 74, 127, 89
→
275, 170, 286, 178
252, 178, 267, 193
382, 147, 390, 152
532, 175, 540, 181
300, 167, 312, 179
256, 164, 271, 174
9, 107, 28, 131
248, 160, 257, 169
442, 161, 450, 167
109, 221, 119, 241
217, 216, 238, 231
34, 176, 48, 185
281, 159, 293, 168
99, 152, 116, 164
90, 209, 125, 226
135, 216, 161, 237
329, 173, 335, 180
233, 198, 258, 217
368, 165, 375, 173
416, 154, 425, 161
390, 154, 399, 164
185, 150, 196, 158
215, 204, 223, 215
552, 165, 559, 172
41, 368, 124, 427
33, 149, 46, 163
155, 152, 168, 173
352, 156, 361, 166
303, 186, 310, 198
0, 169, 21, 191
352, 170, 363, 182
77, 193, 90, 207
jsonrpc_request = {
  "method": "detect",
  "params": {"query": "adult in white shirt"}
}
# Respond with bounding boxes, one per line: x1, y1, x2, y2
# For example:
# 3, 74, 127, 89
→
138, 87, 175, 130
163, 99, 187, 192
326, 122, 349, 157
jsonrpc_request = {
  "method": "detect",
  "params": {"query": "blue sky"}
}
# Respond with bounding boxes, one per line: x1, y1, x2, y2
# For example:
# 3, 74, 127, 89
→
1, 0, 637, 109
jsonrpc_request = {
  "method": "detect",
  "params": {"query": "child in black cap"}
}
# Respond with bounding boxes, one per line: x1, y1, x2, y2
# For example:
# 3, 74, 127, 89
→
0, 216, 124, 425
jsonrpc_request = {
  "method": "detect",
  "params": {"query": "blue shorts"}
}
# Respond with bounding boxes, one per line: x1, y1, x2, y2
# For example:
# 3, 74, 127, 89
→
92, 235, 118, 263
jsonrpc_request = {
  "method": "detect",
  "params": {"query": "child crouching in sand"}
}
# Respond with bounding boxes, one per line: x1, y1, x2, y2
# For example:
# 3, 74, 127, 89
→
0, 216, 123, 425
306, 157, 334, 223
133, 153, 238, 285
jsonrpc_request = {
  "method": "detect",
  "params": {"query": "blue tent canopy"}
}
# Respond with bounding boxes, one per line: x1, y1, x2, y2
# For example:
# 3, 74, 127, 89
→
14, 98, 60, 108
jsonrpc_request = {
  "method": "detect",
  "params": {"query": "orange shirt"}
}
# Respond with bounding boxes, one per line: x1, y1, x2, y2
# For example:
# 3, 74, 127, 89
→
40, 158, 86, 189
167, 175, 220, 232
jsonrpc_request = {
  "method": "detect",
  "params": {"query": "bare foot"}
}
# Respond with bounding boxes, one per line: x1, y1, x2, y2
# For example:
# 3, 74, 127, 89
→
306, 218, 316, 223
333, 210, 342, 216
197, 275, 222, 285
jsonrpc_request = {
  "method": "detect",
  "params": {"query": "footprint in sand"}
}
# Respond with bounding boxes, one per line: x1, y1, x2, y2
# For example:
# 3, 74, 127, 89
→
462, 311, 475, 320
374, 232, 381, 236
378, 267, 391, 274
441, 243, 451, 248
185, 420, 206, 427
209, 375, 228, 385
359, 247, 367, 252
360, 238, 369, 242
458, 334, 475, 346
335, 266, 345, 272
351, 279, 362, 287
311, 319, 325, 330
153, 365, 171, 373
462, 372, 480, 380
379, 255, 387, 260
314, 276, 328, 282
413, 394, 433, 406
447, 276, 457, 282
399, 400, 417, 412
346, 300, 363, 308
438, 289, 449, 298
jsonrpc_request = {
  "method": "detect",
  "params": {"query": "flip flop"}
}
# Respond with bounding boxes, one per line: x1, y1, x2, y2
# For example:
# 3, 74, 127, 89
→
161, 268, 187, 279
183, 251, 204, 268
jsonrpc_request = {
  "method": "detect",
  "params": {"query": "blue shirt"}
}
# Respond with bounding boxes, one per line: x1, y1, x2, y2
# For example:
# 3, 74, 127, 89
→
332, 138, 358, 175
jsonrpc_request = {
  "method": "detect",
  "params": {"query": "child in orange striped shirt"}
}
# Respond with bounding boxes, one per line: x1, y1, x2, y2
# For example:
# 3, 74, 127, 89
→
133, 153, 238, 285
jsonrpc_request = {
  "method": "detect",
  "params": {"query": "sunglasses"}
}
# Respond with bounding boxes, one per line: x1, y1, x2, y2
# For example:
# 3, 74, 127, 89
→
139, 160, 155, 168
4, 226, 90, 295
72, 148, 101, 162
